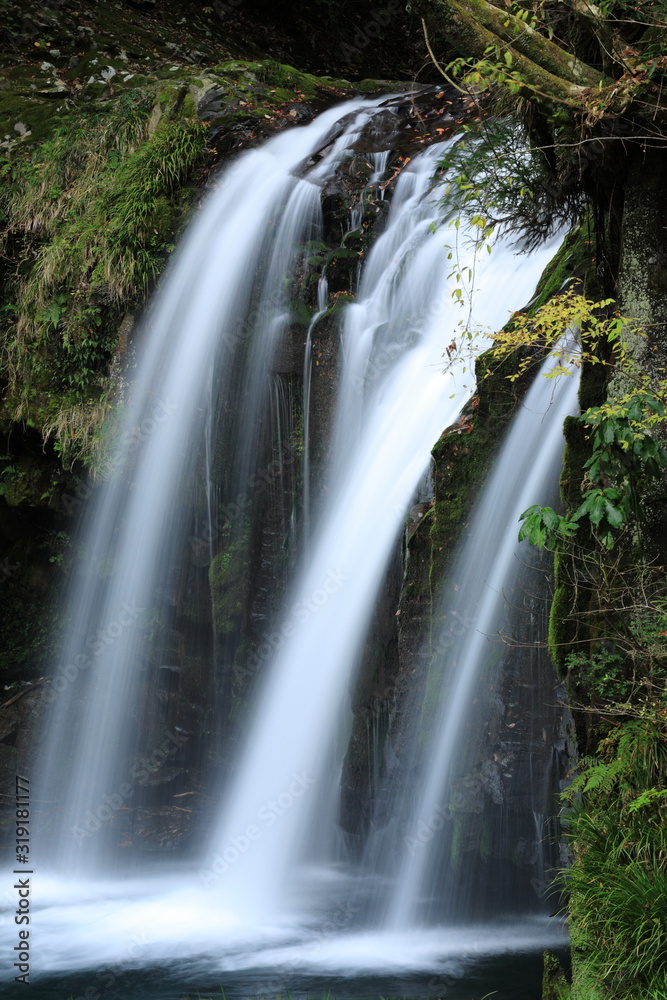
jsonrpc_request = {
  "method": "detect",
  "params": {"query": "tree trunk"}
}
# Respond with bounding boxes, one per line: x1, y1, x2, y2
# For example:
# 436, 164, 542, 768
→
413, 0, 606, 104
615, 147, 667, 561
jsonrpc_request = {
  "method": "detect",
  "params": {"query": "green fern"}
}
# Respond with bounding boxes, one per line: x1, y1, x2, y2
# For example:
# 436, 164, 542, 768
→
560, 715, 667, 998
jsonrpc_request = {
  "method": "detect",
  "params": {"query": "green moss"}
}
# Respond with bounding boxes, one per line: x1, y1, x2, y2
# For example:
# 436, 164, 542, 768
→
214, 58, 347, 100
1, 455, 51, 507
450, 812, 465, 871
529, 214, 596, 316
429, 344, 526, 591
542, 950, 571, 1000
548, 581, 570, 672
0, 90, 68, 147
208, 533, 252, 637
0, 588, 63, 678
254, 60, 319, 98
353, 78, 404, 93
569, 961, 604, 1000
547, 414, 600, 676
577, 333, 611, 413
404, 507, 434, 602
479, 817, 492, 863
0, 85, 206, 466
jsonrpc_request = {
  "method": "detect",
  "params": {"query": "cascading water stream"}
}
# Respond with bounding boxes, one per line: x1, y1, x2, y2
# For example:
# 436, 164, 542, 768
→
382, 349, 580, 928
203, 142, 564, 917
4, 98, 569, 987
302, 271, 329, 534
350, 151, 390, 232
33, 95, 384, 873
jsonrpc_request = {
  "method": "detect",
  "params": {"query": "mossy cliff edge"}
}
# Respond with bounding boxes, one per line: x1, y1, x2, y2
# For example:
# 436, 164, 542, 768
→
0, 0, 405, 683
399, 209, 667, 999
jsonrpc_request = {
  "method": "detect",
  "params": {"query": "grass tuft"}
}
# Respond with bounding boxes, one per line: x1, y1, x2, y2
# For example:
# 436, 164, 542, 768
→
0, 88, 205, 466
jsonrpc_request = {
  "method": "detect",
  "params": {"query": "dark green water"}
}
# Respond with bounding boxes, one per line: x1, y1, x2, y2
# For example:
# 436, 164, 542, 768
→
0, 950, 570, 1000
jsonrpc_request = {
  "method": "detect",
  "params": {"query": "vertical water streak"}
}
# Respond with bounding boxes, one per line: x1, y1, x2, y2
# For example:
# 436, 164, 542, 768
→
302, 271, 329, 535
205, 145, 566, 916
386, 353, 580, 927
34, 97, 386, 872
350, 151, 390, 231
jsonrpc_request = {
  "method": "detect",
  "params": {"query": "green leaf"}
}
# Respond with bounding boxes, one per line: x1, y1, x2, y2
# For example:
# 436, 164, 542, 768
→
540, 506, 560, 530
604, 500, 624, 529
530, 525, 545, 547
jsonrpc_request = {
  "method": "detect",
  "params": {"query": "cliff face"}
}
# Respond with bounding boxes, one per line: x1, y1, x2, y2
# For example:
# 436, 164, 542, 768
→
0, 0, 422, 687
0, 0, 471, 854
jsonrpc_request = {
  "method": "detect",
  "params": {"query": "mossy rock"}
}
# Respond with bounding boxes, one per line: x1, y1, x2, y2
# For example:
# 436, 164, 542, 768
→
0, 77, 209, 464
567, 924, 606, 1000
542, 950, 571, 1000
429, 344, 527, 591
528, 215, 596, 316
547, 415, 597, 675
208, 538, 252, 637
404, 506, 434, 603
0, 66, 70, 147
0, 589, 63, 680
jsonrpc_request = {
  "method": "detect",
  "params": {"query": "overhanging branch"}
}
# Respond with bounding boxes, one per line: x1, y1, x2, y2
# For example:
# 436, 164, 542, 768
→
415, 0, 608, 106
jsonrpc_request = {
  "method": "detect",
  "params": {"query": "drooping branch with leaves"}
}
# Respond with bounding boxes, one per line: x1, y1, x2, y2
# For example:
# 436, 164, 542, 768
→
416, 0, 667, 123
416, 0, 667, 258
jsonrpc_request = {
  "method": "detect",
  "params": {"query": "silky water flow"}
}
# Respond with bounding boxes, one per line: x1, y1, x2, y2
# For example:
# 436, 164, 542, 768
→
3, 96, 571, 991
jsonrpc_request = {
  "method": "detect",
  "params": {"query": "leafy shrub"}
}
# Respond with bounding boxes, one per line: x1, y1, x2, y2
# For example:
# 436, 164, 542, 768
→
561, 718, 667, 998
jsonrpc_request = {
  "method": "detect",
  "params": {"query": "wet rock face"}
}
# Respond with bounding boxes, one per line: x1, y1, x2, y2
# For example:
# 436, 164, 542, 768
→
438, 547, 569, 912
0, 1, 480, 852
187, 85, 473, 847
0, 687, 46, 851
189, 83, 485, 847
339, 544, 403, 843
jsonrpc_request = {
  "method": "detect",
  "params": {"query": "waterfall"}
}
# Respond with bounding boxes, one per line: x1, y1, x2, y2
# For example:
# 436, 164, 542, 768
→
382, 350, 580, 928
33, 95, 384, 872
302, 269, 329, 535
201, 141, 563, 918
8, 97, 568, 984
